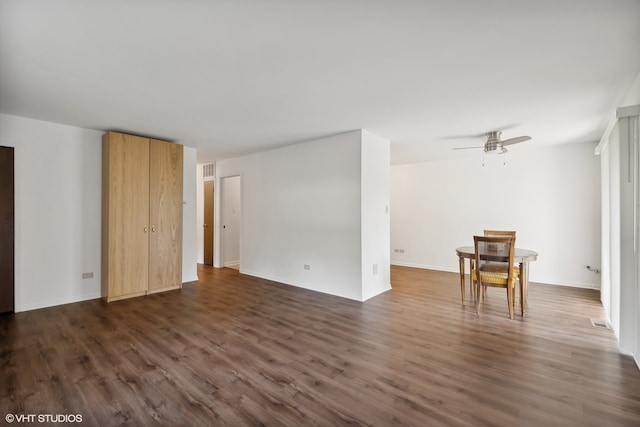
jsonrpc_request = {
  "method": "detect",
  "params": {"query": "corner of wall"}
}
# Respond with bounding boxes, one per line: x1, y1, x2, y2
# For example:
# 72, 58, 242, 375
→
360, 130, 392, 302
182, 146, 199, 283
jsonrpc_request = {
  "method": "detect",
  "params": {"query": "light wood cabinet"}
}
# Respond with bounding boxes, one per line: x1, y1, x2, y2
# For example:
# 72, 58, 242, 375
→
102, 131, 183, 302
148, 138, 184, 293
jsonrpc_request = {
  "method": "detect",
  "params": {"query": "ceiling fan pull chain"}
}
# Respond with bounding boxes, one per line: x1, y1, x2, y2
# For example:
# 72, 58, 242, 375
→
482, 151, 485, 167
503, 152, 507, 166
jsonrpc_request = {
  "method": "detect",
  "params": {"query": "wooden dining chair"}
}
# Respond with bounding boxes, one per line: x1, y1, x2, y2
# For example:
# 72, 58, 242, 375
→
467, 230, 519, 301
483, 230, 520, 275
472, 235, 518, 319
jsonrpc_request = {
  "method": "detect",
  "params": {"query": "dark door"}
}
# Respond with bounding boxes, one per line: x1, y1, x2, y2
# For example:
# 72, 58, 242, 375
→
0, 146, 14, 314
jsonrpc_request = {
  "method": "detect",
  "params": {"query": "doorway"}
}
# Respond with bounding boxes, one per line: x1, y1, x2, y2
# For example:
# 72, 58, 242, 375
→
220, 176, 241, 270
0, 146, 14, 314
203, 180, 214, 265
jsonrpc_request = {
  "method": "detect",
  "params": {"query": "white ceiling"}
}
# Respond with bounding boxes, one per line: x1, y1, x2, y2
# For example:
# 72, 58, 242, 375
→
1, 1, 639, 165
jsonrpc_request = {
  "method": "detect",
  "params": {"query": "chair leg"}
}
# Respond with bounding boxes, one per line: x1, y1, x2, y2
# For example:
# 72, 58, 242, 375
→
506, 283, 514, 319
459, 257, 466, 306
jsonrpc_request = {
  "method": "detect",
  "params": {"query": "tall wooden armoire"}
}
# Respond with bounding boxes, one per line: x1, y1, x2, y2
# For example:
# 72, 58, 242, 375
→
102, 131, 183, 302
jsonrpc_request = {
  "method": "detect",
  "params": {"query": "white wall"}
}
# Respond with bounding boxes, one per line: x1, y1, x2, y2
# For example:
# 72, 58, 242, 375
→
215, 131, 363, 300
361, 130, 391, 300
0, 114, 199, 311
182, 146, 199, 282
391, 142, 601, 288
0, 114, 103, 311
214, 130, 390, 301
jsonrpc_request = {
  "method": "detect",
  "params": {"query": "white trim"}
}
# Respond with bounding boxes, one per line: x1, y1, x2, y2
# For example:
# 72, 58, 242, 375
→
618, 104, 640, 119
182, 274, 199, 283
18, 292, 101, 313
597, 105, 640, 155
240, 268, 365, 302
595, 111, 618, 155
391, 263, 600, 289
391, 261, 458, 273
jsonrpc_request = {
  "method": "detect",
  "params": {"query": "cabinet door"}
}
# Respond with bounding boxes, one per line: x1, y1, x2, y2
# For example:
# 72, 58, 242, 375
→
104, 132, 150, 300
148, 139, 183, 292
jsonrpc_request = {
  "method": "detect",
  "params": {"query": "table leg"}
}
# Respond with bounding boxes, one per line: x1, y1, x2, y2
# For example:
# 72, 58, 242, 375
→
458, 256, 465, 306
520, 261, 531, 317
469, 258, 475, 302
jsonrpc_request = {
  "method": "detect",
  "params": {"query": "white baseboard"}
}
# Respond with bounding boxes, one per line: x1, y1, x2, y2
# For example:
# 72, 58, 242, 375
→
391, 261, 458, 273
362, 284, 392, 301
182, 274, 199, 283
240, 268, 364, 302
16, 291, 102, 313
390, 262, 600, 289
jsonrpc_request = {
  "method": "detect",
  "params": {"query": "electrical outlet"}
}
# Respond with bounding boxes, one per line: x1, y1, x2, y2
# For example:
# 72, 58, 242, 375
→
394, 249, 405, 253
373, 264, 378, 274
304, 264, 310, 270
82, 272, 93, 279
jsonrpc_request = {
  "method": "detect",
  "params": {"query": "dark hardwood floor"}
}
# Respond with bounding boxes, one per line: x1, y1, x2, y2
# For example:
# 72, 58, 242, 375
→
1, 265, 639, 426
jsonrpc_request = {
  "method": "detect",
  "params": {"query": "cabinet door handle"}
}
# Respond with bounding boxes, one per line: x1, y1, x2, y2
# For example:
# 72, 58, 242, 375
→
144, 226, 148, 233
151, 226, 156, 233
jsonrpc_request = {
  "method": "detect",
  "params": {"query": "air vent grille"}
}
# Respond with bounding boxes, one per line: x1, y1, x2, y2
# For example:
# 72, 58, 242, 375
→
203, 163, 215, 181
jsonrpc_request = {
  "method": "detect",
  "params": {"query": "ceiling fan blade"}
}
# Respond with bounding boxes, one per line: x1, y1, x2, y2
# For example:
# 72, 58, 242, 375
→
442, 133, 487, 140
453, 146, 484, 150
500, 136, 531, 146
441, 124, 520, 140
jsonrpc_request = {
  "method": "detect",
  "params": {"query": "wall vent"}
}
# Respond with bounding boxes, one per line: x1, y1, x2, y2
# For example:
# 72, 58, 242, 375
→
203, 163, 215, 181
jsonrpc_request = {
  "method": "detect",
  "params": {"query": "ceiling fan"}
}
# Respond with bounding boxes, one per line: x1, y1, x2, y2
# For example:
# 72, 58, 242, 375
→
454, 130, 531, 154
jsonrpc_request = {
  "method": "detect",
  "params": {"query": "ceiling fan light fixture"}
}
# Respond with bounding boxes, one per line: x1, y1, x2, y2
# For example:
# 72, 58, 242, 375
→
452, 129, 530, 157
485, 146, 507, 154
484, 139, 507, 154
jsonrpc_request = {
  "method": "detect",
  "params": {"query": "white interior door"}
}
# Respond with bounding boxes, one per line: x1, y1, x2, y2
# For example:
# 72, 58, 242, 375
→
221, 176, 241, 268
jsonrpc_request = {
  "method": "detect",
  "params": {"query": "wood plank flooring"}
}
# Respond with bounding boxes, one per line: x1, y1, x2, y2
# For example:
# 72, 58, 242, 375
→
1, 265, 639, 426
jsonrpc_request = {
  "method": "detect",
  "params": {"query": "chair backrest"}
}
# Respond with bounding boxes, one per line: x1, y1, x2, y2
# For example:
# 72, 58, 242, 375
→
483, 230, 517, 266
484, 229, 516, 239
473, 235, 516, 278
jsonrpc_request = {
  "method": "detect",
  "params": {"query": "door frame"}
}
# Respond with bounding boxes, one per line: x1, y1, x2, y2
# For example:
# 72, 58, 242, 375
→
214, 174, 242, 270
